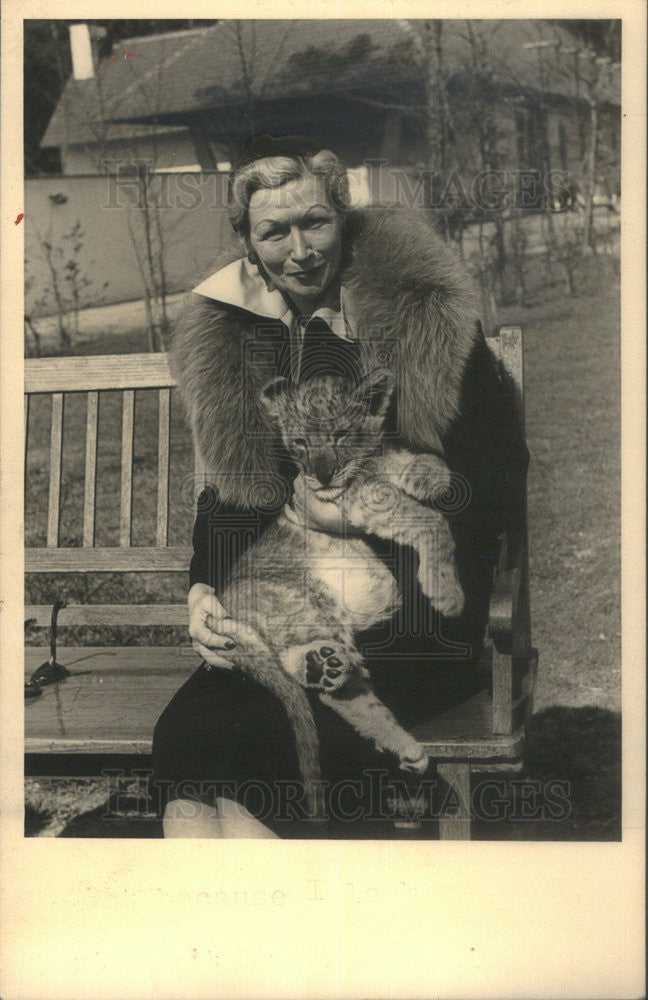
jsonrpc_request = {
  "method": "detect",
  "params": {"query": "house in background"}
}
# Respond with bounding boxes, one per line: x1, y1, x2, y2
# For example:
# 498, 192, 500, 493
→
30, 19, 619, 319
41, 18, 620, 194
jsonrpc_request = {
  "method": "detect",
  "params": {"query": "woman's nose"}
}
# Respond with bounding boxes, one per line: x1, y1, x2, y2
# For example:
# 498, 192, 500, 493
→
288, 227, 312, 262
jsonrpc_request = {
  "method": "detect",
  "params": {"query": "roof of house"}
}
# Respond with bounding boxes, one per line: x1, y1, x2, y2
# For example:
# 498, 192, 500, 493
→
42, 19, 620, 150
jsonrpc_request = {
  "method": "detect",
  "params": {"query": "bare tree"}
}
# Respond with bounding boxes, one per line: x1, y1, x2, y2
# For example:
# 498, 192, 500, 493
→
419, 20, 456, 238
199, 20, 291, 148
524, 27, 620, 253
48, 31, 190, 350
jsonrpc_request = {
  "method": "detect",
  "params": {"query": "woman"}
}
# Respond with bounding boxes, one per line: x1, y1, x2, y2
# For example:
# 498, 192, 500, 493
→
153, 134, 526, 838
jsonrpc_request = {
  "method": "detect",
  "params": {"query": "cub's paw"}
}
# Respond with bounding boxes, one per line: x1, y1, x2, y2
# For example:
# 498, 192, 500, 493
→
403, 454, 453, 501
398, 742, 429, 775
418, 557, 465, 618
299, 642, 353, 692
434, 563, 465, 618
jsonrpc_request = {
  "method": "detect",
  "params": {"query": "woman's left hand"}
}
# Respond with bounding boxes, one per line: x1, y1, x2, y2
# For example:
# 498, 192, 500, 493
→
282, 473, 350, 534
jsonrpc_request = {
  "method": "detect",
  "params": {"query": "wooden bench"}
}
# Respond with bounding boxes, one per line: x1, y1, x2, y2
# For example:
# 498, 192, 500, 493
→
24, 329, 537, 838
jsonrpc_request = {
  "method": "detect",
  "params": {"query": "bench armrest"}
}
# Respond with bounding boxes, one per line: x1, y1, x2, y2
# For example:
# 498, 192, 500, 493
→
487, 522, 538, 734
488, 526, 523, 655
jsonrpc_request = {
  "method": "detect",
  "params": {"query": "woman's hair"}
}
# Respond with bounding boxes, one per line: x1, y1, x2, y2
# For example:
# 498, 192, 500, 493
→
228, 144, 351, 239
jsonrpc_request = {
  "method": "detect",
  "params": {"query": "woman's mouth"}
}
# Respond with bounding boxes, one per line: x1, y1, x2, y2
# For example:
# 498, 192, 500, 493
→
288, 263, 325, 281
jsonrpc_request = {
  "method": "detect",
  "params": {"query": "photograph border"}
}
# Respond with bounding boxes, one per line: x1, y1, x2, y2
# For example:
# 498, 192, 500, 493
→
1, 2, 645, 998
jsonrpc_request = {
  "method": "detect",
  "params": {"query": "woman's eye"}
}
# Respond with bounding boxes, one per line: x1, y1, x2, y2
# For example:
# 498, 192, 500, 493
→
292, 438, 307, 449
305, 217, 328, 229
259, 227, 285, 241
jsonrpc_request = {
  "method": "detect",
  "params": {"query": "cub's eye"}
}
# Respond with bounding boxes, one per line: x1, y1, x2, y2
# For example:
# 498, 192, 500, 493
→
292, 438, 307, 449
333, 429, 349, 444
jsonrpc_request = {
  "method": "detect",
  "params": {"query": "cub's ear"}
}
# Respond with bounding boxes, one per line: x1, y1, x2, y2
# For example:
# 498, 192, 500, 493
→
355, 369, 394, 416
260, 376, 291, 412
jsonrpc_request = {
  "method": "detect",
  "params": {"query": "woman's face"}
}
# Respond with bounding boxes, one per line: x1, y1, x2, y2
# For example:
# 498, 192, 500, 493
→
247, 174, 343, 311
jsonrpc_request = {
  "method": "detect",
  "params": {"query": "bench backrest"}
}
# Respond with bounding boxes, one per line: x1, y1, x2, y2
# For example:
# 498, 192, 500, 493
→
24, 353, 202, 629
24, 329, 524, 631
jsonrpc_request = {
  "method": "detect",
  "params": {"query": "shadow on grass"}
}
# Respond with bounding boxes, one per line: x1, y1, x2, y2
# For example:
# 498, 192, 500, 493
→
472, 705, 621, 841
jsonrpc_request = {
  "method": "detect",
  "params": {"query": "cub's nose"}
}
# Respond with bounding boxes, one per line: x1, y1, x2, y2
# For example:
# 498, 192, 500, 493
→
312, 456, 335, 487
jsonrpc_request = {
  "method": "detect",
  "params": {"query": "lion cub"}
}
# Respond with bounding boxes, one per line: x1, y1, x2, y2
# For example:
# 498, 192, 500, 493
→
214, 370, 464, 818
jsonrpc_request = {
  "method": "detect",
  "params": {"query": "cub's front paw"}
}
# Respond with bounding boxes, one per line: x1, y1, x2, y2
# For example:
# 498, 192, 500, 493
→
418, 555, 465, 617
403, 454, 453, 501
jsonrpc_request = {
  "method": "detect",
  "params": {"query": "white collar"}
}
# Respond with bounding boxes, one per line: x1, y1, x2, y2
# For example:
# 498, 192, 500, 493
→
193, 258, 356, 341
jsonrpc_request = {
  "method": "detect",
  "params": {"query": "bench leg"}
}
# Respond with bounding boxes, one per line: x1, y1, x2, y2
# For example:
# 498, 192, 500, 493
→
437, 762, 472, 840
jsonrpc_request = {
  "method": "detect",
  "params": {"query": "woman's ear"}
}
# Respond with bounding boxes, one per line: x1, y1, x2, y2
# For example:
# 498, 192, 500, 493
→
354, 369, 395, 416
260, 376, 291, 414
243, 238, 275, 290
240, 235, 257, 265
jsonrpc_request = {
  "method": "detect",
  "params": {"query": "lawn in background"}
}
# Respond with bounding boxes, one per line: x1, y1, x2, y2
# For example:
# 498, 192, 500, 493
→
501, 261, 620, 713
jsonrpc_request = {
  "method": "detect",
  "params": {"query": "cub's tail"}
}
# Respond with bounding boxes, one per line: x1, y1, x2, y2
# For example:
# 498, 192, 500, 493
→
213, 620, 323, 822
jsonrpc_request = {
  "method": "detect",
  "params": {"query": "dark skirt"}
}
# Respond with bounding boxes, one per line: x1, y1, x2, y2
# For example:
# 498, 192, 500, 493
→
150, 641, 485, 838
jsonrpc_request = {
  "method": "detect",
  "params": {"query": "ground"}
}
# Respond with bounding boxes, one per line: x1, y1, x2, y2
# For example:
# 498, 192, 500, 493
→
24, 244, 622, 839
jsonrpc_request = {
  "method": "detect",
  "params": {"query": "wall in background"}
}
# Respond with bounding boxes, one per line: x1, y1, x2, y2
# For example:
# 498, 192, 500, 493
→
25, 171, 235, 317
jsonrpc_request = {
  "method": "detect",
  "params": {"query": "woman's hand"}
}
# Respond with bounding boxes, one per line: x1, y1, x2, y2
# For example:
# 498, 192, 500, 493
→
188, 583, 240, 670
282, 473, 350, 534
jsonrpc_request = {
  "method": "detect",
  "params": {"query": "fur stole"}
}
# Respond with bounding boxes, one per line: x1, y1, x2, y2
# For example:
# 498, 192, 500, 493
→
170, 206, 482, 508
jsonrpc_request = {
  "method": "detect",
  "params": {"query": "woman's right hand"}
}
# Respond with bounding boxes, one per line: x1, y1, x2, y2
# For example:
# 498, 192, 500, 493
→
188, 583, 240, 670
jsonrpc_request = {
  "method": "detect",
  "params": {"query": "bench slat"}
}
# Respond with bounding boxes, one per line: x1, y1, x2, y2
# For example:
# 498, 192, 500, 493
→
25, 353, 175, 393
24, 646, 195, 755
46, 393, 64, 547
83, 391, 99, 547
25, 734, 523, 760
156, 389, 171, 546
24, 647, 522, 761
25, 604, 188, 627
26, 738, 154, 755
119, 390, 135, 546
25, 645, 195, 672
26, 546, 193, 572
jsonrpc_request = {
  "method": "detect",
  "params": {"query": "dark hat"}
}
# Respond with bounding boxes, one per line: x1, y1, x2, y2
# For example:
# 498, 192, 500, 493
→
233, 134, 327, 173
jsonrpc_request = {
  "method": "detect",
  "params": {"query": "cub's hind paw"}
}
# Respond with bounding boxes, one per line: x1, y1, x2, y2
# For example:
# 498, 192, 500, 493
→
395, 736, 429, 774
281, 641, 365, 692
280, 641, 347, 687
399, 750, 429, 775
304, 643, 351, 692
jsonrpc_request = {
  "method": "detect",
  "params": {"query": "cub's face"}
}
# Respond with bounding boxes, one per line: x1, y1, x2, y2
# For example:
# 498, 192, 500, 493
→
261, 371, 394, 499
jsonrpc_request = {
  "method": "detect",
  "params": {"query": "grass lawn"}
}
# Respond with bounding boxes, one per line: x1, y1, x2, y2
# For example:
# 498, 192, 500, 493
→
25, 249, 622, 839
500, 261, 621, 713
